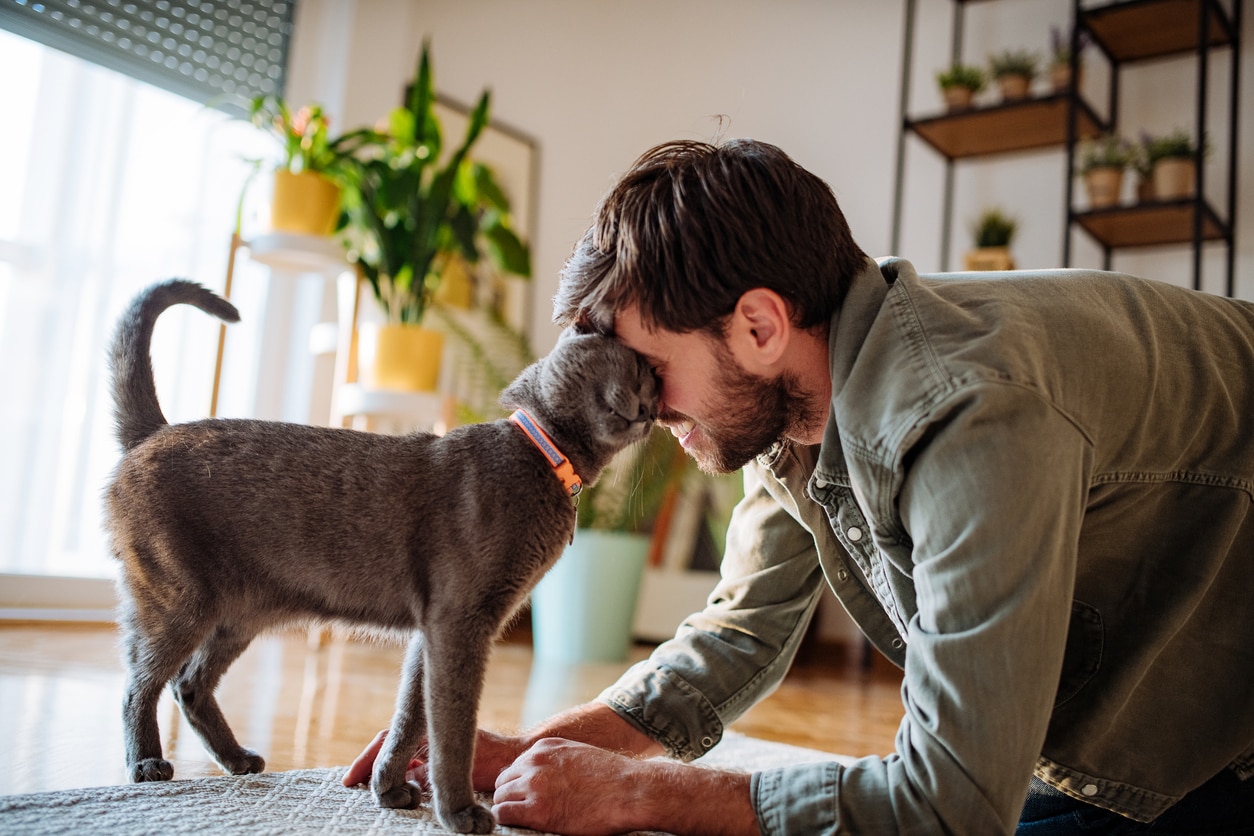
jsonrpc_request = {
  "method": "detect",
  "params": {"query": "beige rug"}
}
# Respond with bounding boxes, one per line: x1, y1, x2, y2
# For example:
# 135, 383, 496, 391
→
0, 734, 854, 834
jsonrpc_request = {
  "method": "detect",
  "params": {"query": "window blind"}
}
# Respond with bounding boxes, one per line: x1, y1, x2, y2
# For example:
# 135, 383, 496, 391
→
0, 0, 294, 113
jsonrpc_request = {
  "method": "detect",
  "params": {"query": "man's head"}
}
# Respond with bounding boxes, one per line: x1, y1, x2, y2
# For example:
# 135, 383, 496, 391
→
553, 138, 866, 339
553, 139, 862, 473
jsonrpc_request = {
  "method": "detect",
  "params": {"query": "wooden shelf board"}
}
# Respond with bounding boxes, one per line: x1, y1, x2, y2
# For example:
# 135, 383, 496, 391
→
907, 95, 1105, 159
1072, 199, 1228, 248
1082, 0, 1234, 63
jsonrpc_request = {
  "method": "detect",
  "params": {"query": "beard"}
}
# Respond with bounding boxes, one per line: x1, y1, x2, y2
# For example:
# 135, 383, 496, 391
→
669, 341, 820, 475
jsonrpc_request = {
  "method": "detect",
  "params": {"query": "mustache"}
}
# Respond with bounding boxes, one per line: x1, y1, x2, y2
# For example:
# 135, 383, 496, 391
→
657, 408, 692, 425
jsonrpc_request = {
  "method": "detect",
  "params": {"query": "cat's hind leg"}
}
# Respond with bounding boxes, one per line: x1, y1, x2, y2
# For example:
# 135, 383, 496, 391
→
171, 622, 265, 775
119, 607, 204, 782
373, 632, 427, 810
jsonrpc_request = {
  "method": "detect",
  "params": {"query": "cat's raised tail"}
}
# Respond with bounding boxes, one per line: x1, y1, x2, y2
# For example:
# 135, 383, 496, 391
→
110, 279, 239, 451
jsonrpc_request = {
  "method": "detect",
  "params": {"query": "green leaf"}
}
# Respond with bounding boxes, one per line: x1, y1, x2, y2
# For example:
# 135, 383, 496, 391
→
448, 206, 481, 262
473, 163, 511, 211
483, 223, 531, 277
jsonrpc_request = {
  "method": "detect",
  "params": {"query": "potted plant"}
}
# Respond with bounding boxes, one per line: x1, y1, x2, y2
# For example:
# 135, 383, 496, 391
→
1140, 128, 1209, 201
1077, 134, 1133, 209
531, 427, 693, 663
1048, 25, 1089, 94
964, 207, 1018, 271
988, 49, 1039, 101
935, 63, 987, 111
249, 96, 347, 236
335, 41, 531, 392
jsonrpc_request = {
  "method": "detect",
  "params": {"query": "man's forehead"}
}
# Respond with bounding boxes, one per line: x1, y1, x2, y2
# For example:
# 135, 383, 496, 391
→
612, 305, 653, 350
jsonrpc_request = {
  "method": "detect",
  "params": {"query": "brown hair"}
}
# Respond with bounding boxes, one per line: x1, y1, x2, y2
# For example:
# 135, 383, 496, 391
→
553, 138, 867, 337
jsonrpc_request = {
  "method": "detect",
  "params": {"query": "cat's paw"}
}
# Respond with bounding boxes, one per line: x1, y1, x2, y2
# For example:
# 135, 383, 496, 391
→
222, 748, 265, 775
439, 803, 496, 834
130, 758, 174, 782
375, 781, 423, 810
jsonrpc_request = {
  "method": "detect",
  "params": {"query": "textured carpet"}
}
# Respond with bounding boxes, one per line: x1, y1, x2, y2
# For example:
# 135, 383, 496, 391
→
0, 733, 854, 834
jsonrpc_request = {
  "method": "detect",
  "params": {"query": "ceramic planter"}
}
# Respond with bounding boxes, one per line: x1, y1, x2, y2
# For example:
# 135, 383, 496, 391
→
997, 73, 1032, 102
1152, 158, 1196, 200
943, 86, 976, 111
1049, 63, 1082, 94
963, 247, 1016, 272
369, 323, 445, 392
270, 170, 341, 236
1084, 167, 1124, 209
531, 529, 650, 663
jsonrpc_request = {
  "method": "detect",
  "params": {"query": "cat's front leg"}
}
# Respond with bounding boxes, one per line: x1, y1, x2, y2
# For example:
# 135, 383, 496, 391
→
373, 632, 426, 810
424, 620, 496, 834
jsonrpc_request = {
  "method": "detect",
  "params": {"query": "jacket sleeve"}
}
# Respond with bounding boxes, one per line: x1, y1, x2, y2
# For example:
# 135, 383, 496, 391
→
597, 462, 826, 761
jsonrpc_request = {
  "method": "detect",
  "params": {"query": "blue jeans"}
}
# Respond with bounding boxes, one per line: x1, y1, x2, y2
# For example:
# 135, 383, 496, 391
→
1017, 772, 1254, 834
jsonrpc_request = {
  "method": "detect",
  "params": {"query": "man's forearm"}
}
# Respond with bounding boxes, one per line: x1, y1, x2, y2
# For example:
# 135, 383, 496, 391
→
522, 700, 665, 757
635, 759, 759, 836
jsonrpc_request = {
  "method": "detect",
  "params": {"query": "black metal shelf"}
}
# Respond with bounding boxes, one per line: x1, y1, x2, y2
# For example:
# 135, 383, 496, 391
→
906, 93, 1107, 160
890, 0, 1241, 294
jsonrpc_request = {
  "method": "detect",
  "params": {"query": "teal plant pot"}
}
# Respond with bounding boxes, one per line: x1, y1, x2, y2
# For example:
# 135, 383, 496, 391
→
531, 529, 649, 663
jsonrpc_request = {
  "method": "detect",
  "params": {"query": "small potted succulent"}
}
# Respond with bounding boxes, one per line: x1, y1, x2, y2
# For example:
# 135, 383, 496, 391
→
965, 207, 1018, 271
1139, 128, 1210, 201
248, 96, 349, 236
1077, 134, 1134, 209
1048, 25, 1090, 94
936, 63, 987, 111
988, 49, 1040, 102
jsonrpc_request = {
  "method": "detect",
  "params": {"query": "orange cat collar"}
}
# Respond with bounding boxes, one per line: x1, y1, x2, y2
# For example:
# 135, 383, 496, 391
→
509, 409, 583, 498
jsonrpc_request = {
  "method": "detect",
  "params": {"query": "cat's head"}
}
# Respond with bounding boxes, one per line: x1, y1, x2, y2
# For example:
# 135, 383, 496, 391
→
501, 329, 658, 468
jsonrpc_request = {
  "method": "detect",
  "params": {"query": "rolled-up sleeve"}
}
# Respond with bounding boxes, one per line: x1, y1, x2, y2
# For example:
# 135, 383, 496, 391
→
598, 464, 825, 761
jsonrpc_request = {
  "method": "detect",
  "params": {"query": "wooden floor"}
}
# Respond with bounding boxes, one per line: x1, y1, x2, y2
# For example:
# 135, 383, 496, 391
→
0, 621, 904, 796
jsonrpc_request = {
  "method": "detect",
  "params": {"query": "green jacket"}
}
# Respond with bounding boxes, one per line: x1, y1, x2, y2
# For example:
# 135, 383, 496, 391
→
601, 257, 1254, 834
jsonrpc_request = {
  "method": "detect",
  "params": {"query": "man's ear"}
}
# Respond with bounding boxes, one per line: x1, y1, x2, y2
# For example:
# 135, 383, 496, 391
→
727, 288, 792, 372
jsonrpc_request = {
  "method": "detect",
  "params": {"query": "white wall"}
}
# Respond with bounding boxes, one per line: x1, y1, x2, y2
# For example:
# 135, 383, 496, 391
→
288, 0, 1253, 353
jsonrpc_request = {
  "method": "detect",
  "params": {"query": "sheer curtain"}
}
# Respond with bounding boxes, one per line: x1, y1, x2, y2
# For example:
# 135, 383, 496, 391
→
0, 28, 282, 593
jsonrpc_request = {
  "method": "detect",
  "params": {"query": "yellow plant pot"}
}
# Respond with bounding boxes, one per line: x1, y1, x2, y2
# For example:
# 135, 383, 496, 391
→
270, 170, 341, 236
1084, 167, 1124, 209
1152, 158, 1196, 201
371, 324, 445, 392
963, 247, 1015, 272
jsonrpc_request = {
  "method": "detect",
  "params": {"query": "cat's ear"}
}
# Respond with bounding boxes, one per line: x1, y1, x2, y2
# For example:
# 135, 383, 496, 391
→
500, 361, 542, 410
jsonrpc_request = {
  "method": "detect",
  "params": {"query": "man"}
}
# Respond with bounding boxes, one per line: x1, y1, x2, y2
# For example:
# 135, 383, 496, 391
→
347, 139, 1254, 834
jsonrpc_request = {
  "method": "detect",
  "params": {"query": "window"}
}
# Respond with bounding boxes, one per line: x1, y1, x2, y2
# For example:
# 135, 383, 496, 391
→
0, 27, 272, 583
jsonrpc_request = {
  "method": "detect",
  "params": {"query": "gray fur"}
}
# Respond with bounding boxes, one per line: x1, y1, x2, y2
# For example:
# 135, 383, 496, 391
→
105, 279, 657, 834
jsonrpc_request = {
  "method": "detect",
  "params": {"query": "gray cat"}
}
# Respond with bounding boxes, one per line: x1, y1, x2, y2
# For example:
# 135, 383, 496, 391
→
105, 279, 658, 834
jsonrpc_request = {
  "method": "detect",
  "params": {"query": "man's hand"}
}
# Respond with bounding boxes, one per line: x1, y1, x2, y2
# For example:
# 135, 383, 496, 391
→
492, 738, 758, 836
341, 728, 525, 791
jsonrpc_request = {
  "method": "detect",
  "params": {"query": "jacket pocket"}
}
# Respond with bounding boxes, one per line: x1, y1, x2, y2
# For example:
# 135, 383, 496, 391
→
1054, 601, 1103, 708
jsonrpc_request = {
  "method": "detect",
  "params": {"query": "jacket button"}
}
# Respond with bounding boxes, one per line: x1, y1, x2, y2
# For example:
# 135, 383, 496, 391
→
846, 526, 863, 542
701, 736, 714, 748
1081, 784, 1098, 797
837, 569, 849, 582
815, 477, 829, 488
